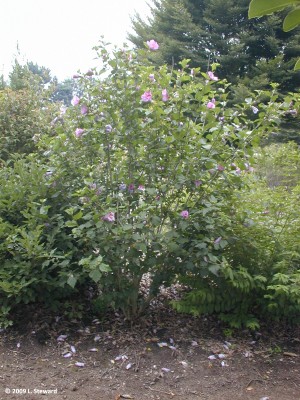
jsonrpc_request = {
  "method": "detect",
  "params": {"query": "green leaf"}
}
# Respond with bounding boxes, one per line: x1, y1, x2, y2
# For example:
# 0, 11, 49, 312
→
135, 242, 147, 253
67, 275, 77, 289
122, 224, 132, 231
208, 264, 220, 276
283, 8, 300, 30
294, 58, 300, 70
99, 263, 111, 272
65, 221, 77, 228
73, 211, 83, 221
39, 206, 49, 215
248, 0, 298, 18
89, 269, 102, 283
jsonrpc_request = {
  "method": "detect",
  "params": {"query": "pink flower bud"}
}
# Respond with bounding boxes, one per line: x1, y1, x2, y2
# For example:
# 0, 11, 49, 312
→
102, 212, 115, 222
180, 210, 189, 219
207, 71, 218, 81
71, 95, 80, 106
162, 89, 169, 102
207, 99, 216, 109
146, 40, 159, 50
75, 128, 84, 137
81, 105, 88, 115
141, 91, 152, 102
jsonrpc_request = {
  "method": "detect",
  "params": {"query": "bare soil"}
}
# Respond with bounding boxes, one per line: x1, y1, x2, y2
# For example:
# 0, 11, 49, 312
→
0, 303, 299, 400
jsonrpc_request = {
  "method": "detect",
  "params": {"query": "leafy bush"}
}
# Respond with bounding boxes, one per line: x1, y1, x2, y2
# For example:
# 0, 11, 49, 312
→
255, 141, 300, 187
0, 81, 58, 161
0, 155, 111, 327
174, 144, 300, 328
0, 41, 293, 327
37, 42, 288, 319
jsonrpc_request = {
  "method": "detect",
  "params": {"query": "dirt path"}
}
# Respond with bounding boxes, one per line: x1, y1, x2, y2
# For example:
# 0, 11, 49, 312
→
0, 313, 299, 400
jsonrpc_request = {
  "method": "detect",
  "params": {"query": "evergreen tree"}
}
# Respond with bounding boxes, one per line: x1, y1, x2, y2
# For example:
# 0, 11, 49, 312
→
9, 60, 33, 90
8, 59, 53, 91
129, 0, 207, 70
27, 61, 52, 85
0, 75, 6, 90
50, 78, 74, 105
129, 0, 300, 92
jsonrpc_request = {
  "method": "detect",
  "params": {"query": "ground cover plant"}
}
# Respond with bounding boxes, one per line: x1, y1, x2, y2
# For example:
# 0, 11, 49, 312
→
0, 39, 299, 331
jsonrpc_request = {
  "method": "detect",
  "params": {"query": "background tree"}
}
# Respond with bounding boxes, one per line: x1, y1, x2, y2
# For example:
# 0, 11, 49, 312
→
129, 0, 300, 92
129, 0, 207, 69
8, 59, 54, 90
50, 78, 74, 105
0, 75, 6, 90
27, 61, 52, 85
0, 60, 60, 160
249, 0, 300, 70
0, 86, 58, 160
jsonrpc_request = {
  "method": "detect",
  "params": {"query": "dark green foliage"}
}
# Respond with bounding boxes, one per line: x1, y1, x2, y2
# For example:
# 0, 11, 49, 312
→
51, 78, 74, 105
0, 155, 110, 327
174, 143, 300, 329
27, 62, 52, 85
0, 87, 57, 160
129, 0, 300, 91
0, 41, 299, 330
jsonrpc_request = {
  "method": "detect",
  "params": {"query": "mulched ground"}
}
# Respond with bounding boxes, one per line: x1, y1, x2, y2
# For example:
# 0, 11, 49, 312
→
0, 297, 299, 400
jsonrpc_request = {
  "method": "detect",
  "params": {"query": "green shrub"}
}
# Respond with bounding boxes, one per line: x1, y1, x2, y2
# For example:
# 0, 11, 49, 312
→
0, 41, 292, 326
174, 146, 300, 328
0, 85, 57, 160
0, 156, 110, 327
36, 42, 288, 320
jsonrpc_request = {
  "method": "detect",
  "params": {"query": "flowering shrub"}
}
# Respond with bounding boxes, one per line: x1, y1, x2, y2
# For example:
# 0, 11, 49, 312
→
33, 40, 288, 320
0, 40, 293, 326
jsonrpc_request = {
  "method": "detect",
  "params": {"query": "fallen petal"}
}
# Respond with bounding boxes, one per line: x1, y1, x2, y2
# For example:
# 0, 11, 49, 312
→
125, 363, 132, 370
63, 352, 72, 358
157, 342, 168, 348
208, 355, 217, 360
161, 368, 171, 373
70, 345, 76, 354
88, 348, 98, 352
191, 341, 198, 346
218, 353, 226, 359
180, 361, 188, 367
115, 355, 128, 361
75, 362, 85, 367
57, 335, 68, 342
